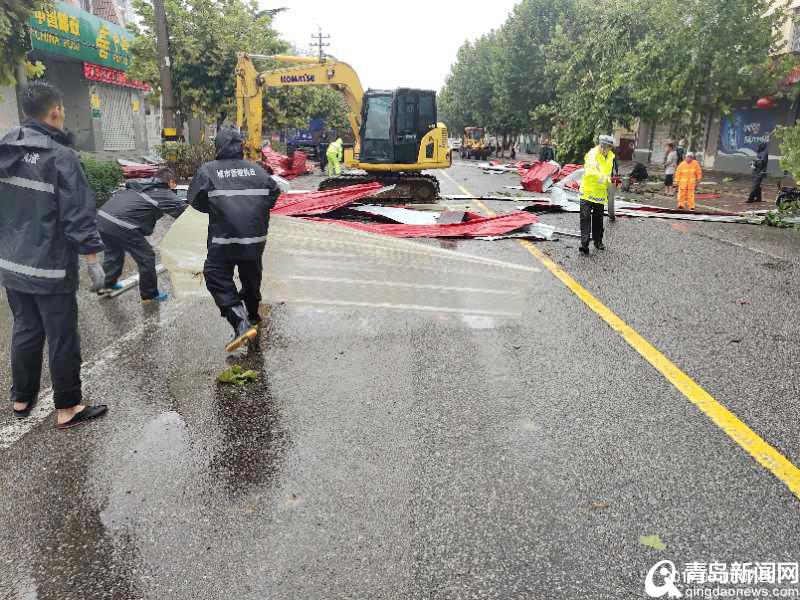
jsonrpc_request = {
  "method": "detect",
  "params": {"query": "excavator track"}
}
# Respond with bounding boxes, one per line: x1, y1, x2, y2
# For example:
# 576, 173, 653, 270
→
318, 172, 441, 202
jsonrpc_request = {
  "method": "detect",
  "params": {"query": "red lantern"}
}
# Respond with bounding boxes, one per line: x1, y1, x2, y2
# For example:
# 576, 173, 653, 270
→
756, 96, 776, 109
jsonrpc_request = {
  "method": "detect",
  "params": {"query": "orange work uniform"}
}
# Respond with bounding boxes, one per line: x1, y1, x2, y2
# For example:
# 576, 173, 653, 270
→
675, 159, 702, 210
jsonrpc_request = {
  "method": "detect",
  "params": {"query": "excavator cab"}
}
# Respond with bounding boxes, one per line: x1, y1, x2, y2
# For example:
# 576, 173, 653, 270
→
236, 52, 450, 200
360, 89, 438, 165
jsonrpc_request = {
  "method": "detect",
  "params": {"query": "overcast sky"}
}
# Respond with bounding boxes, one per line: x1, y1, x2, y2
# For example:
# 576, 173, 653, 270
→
265, 0, 521, 91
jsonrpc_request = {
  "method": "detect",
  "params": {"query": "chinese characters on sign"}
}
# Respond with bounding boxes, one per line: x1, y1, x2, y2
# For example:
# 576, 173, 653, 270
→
83, 63, 152, 92
216, 169, 258, 179
719, 109, 778, 156
29, 1, 134, 70
681, 562, 799, 586
646, 560, 800, 599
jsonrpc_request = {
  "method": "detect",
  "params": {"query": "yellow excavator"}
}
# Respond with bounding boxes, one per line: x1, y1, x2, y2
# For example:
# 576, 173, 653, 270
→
460, 127, 492, 160
235, 53, 451, 201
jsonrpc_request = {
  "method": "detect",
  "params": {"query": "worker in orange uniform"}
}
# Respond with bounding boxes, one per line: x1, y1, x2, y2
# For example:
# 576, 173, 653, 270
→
675, 152, 702, 210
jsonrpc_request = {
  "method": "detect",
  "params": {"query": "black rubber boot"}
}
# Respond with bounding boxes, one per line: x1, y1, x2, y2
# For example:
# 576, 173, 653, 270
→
224, 303, 258, 353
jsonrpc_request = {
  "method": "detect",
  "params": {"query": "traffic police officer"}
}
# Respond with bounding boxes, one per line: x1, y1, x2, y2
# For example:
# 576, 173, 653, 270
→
187, 127, 280, 352
0, 82, 108, 428
97, 167, 188, 301
579, 134, 616, 254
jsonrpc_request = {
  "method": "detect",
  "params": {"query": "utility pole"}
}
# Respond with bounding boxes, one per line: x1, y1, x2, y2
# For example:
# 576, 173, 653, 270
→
310, 26, 330, 62
152, 0, 178, 139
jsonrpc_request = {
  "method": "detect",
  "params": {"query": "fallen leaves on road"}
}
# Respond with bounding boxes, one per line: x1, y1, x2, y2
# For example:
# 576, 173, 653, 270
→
639, 534, 667, 551
218, 365, 258, 385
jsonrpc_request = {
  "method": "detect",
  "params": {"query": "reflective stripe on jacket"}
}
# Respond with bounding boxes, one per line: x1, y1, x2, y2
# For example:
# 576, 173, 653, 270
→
675, 160, 702, 188
580, 146, 615, 204
0, 120, 103, 294
98, 178, 187, 237
188, 129, 280, 261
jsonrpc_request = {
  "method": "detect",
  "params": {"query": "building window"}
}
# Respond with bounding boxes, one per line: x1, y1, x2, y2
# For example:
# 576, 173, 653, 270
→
793, 7, 800, 53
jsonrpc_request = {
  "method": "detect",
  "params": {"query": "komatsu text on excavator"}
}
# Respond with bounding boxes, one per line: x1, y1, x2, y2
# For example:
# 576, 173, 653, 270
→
235, 53, 451, 201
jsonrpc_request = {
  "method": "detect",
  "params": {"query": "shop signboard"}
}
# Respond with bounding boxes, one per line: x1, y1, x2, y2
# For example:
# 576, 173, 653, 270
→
718, 108, 778, 157
29, 1, 134, 70
83, 63, 151, 91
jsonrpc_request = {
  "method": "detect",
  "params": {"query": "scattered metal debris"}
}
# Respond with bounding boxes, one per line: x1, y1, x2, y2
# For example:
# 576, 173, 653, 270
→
350, 205, 438, 225
302, 211, 540, 238
437, 210, 467, 225
474, 223, 557, 241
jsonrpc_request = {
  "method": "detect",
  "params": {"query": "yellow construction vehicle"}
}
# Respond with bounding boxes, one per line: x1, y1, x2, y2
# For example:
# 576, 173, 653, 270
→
235, 53, 451, 201
460, 127, 492, 160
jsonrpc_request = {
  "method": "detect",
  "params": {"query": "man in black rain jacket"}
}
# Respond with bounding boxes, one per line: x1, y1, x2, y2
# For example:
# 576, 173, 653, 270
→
188, 127, 280, 352
97, 167, 187, 301
0, 82, 108, 428
747, 142, 769, 203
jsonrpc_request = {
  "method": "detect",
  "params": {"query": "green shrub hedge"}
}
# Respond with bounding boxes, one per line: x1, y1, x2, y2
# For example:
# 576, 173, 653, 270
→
81, 157, 123, 207
156, 141, 216, 180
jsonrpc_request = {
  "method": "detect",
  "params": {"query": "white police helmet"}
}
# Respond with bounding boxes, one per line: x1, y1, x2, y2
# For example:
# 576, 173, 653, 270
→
599, 134, 615, 147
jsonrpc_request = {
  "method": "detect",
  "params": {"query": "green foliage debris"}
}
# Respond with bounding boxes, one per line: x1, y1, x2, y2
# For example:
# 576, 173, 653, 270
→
217, 365, 258, 386
763, 201, 800, 229
639, 534, 666, 551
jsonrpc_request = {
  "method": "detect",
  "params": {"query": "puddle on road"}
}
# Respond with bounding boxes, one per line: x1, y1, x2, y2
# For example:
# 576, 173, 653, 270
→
461, 315, 497, 330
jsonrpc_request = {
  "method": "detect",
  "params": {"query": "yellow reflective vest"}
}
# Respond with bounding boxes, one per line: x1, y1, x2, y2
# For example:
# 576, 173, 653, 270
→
326, 139, 343, 161
580, 146, 615, 204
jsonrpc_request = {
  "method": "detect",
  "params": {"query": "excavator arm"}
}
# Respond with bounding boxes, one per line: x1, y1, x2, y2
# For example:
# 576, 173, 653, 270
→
235, 53, 365, 161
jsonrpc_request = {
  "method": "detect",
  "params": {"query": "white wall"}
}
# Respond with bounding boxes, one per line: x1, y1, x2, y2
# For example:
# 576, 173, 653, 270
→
0, 86, 20, 136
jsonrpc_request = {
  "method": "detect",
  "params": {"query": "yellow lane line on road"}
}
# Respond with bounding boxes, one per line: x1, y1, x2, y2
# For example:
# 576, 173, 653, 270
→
442, 170, 800, 500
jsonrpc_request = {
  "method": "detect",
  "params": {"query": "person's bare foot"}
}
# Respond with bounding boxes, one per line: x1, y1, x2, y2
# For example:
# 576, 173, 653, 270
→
13, 401, 29, 412
56, 404, 86, 425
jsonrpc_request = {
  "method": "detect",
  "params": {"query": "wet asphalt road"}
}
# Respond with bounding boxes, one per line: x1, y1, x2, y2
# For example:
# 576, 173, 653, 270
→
1, 162, 799, 599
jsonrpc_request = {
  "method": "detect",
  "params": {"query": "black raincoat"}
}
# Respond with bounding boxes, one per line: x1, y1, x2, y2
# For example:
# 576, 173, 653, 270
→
753, 142, 769, 175
0, 119, 103, 294
98, 177, 187, 236
187, 128, 280, 261
748, 142, 770, 203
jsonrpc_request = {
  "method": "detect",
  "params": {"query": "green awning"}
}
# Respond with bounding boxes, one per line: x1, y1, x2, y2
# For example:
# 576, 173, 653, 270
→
29, 1, 134, 71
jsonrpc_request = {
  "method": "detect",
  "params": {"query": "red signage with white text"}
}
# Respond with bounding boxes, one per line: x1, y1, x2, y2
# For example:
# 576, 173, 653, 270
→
83, 62, 152, 92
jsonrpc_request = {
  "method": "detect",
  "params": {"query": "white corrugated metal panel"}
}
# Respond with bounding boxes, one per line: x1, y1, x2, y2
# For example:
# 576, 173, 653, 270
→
97, 84, 135, 151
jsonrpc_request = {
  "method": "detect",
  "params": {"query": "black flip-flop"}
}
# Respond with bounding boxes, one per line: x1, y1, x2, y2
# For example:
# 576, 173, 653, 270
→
55, 405, 108, 430
13, 397, 38, 419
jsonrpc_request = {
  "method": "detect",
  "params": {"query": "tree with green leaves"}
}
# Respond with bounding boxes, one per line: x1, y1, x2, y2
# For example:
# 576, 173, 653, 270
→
625, 0, 788, 147
440, 0, 791, 163
490, 0, 576, 149
543, 0, 653, 161
128, 0, 284, 126
439, 36, 496, 137
1, 0, 49, 86
128, 0, 348, 133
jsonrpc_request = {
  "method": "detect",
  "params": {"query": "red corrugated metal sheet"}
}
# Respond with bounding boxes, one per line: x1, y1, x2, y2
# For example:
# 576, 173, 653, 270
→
261, 148, 313, 179
302, 212, 539, 238
520, 162, 560, 192
272, 182, 384, 216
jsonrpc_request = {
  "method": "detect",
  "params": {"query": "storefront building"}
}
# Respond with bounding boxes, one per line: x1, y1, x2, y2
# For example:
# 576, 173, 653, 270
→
26, 0, 154, 153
